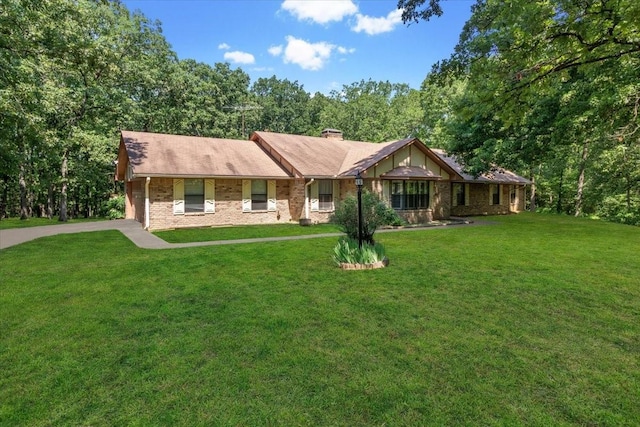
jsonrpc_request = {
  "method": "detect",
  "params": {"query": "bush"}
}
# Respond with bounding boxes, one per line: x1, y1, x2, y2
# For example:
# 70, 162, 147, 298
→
330, 189, 403, 243
596, 194, 640, 226
332, 238, 387, 266
101, 195, 125, 220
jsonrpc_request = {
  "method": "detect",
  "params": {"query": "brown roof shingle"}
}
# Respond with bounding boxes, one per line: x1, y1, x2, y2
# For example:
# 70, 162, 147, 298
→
120, 131, 291, 179
431, 149, 530, 184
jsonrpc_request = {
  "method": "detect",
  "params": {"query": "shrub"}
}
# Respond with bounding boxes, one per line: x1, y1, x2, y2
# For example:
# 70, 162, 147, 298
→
332, 238, 387, 266
331, 189, 403, 243
596, 194, 640, 226
101, 195, 125, 220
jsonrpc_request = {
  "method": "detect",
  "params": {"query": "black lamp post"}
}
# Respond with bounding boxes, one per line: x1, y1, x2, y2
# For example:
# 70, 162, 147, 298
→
355, 170, 364, 249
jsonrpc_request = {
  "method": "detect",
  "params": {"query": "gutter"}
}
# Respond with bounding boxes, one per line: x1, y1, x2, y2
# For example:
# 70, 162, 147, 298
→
304, 178, 315, 219
144, 177, 150, 230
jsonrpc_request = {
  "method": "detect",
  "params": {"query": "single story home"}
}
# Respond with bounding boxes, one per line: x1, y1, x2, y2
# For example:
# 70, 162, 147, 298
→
115, 129, 530, 230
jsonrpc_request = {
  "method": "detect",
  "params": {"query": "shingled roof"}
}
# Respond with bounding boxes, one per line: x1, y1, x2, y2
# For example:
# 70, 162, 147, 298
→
117, 131, 291, 179
116, 130, 529, 186
251, 131, 380, 178
250, 132, 458, 179
431, 149, 531, 184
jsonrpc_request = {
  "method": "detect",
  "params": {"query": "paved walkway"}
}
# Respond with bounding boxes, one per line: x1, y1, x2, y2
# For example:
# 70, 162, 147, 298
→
0, 218, 485, 250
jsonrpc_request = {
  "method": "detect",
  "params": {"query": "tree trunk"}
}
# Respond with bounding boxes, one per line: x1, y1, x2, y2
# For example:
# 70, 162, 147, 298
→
59, 150, 68, 222
574, 142, 589, 217
47, 183, 54, 219
557, 167, 564, 214
0, 180, 7, 220
19, 163, 28, 220
529, 169, 536, 212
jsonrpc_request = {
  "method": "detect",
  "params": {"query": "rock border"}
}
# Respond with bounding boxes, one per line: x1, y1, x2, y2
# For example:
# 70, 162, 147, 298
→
339, 258, 389, 270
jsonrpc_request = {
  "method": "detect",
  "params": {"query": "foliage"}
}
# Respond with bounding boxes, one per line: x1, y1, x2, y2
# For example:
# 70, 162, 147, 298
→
332, 237, 387, 266
404, 0, 640, 221
3, 0, 638, 229
100, 195, 125, 220
330, 189, 404, 243
596, 194, 640, 226
322, 80, 423, 141
1, 214, 639, 425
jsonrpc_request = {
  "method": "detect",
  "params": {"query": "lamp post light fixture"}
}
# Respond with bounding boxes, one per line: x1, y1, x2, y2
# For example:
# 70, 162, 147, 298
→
355, 170, 364, 249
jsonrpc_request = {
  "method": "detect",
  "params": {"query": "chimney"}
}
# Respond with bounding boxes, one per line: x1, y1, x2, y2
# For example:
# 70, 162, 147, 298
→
321, 128, 343, 140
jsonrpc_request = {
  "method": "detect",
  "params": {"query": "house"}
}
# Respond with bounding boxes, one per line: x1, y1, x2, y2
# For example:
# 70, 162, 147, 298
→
115, 129, 529, 230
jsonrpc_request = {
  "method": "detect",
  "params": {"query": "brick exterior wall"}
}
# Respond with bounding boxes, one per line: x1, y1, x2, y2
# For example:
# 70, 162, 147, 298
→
146, 178, 295, 231
450, 183, 512, 216
127, 176, 526, 230
289, 179, 306, 222
127, 179, 145, 224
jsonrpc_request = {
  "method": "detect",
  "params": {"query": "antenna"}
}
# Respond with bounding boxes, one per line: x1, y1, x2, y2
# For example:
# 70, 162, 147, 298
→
223, 104, 263, 138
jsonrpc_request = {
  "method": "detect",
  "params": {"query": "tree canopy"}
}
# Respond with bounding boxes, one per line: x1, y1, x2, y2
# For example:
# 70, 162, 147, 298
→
2, 0, 638, 225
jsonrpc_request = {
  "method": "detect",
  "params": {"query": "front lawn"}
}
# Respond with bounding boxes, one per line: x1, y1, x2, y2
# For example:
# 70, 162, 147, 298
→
0, 217, 106, 230
154, 222, 342, 243
1, 214, 638, 425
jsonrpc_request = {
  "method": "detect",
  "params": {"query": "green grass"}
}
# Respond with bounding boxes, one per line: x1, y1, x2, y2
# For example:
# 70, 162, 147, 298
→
1, 213, 639, 426
154, 222, 342, 243
0, 216, 106, 230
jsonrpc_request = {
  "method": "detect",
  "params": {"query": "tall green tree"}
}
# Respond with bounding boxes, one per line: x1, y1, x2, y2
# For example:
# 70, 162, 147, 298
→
322, 80, 422, 142
249, 76, 311, 136
407, 0, 640, 219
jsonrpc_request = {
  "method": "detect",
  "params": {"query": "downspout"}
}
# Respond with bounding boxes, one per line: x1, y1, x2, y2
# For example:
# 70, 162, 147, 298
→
304, 178, 315, 219
144, 177, 150, 230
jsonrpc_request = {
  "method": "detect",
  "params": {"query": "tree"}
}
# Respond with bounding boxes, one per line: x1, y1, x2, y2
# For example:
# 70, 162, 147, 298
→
250, 76, 311, 135
407, 0, 640, 219
322, 80, 423, 142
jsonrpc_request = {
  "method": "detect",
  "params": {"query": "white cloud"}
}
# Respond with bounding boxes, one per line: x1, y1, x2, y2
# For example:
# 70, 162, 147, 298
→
271, 36, 354, 71
282, 35, 334, 71
268, 45, 283, 56
337, 46, 356, 55
252, 66, 274, 72
352, 9, 403, 35
218, 42, 230, 50
223, 51, 255, 64
281, 0, 357, 24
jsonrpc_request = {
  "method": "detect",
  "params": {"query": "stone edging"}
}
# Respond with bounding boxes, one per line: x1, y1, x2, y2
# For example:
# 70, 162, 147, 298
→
339, 258, 389, 270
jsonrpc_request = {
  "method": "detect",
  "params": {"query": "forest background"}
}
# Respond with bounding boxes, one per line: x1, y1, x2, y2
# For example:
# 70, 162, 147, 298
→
1, 0, 639, 225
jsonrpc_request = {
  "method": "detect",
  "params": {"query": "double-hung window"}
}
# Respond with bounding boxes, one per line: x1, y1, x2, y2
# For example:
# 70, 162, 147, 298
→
184, 179, 204, 213
173, 179, 215, 215
453, 183, 469, 207
242, 180, 277, 212
490, 184, 501, 205
251, 180, 268, 211
318, 180, 333, 211
390, 180, 429, 210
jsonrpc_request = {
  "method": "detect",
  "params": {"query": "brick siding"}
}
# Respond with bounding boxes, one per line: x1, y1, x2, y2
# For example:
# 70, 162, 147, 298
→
146, 178, 295, 231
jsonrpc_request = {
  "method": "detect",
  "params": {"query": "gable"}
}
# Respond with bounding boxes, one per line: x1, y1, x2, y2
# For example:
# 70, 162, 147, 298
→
340, 139, 457, 180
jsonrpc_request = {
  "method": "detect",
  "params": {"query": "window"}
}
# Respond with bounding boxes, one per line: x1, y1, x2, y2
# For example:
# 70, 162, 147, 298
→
243, 180, 276, 212
185, 179, 204, 213
251, 180, 268, 210
318, 180, 333, 211
391, 180, 429, 210
510, 186, 517, 204
490, 184, 501, 205
453, 183, 466, 207
174, 179, 215, 215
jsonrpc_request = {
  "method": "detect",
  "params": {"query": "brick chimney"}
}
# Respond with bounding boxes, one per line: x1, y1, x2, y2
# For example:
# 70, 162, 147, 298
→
321, 128, 343, 140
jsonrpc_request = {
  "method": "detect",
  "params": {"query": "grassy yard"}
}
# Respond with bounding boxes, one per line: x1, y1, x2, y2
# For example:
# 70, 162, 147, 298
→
154, 222, 342, 243
1, 214, 639, 426
0, 217, 105, 230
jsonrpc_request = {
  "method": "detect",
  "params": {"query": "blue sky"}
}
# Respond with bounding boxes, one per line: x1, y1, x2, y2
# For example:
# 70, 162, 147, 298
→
122, 0, 473, 94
